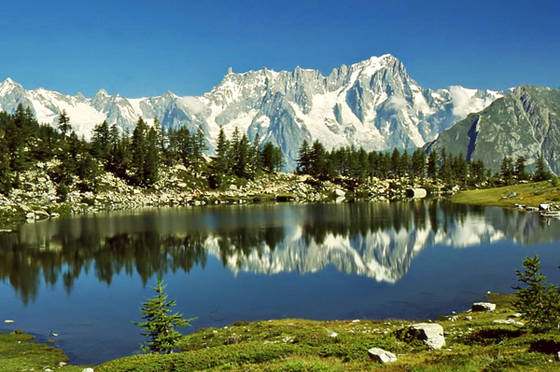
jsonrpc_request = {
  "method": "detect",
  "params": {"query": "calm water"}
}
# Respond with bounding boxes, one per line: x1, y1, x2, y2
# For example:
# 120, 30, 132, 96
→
1, 201, 560, 364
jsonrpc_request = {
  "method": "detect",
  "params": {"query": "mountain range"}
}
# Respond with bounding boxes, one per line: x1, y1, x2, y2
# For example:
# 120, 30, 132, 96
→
0, 54, 501, 168
426, 86, 560, 175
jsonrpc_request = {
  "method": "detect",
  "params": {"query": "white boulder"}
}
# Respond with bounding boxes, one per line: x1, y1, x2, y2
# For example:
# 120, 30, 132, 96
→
367, 347, 397, 363
472, 302, 496, 312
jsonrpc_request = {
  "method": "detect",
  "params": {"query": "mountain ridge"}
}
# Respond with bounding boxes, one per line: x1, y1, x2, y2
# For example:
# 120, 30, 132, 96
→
0, 55, 502, 167
426, 85, 560, 175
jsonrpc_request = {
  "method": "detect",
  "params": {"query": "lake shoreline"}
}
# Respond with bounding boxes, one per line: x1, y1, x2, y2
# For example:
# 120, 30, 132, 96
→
0, 164, 449, 231
5, 292, 560, 371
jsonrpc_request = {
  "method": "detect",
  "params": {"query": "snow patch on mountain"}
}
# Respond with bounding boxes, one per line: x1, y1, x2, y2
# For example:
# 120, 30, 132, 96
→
0, 55, 503, 167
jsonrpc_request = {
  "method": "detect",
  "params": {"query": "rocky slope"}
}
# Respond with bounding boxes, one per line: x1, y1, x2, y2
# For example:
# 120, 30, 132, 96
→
0, 55, 501, 168
426, 86, 560, 175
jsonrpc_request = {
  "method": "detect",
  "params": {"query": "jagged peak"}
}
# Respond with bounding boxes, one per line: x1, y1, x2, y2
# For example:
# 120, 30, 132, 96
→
2, 77, 16, 85
94, 88, 110, 98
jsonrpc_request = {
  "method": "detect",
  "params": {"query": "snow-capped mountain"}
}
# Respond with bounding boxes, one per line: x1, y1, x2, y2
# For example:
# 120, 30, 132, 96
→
0, 55, 502, 167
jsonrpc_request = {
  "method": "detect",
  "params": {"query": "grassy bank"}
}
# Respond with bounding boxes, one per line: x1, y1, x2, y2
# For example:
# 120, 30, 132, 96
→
450, 180, 560, 208
94, 293, 559, 371
0, 331, 86, 372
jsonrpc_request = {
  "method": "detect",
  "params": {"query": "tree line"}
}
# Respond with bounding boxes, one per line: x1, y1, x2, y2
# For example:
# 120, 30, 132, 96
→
296, 139, 553, 186
0, 105, 283, 199
0, 104, 554, 200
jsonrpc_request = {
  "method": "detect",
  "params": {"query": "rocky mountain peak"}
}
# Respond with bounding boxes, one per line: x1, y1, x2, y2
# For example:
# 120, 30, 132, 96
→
0, 55, 503, 168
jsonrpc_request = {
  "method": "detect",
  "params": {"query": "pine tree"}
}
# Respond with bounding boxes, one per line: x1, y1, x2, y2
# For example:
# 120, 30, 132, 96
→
501, 156, 514, 184
515, 156, 528, 181
57, 110, 72, 136
427, 150, 438, 180
513, 256, 560, 330
213, 126, 229, 174
131, 118, 149, 186
390, 148, 401, 177
0, 130, 11, 194
91, 120, 111, 162
296, 140, 310, 174
534, 153, 552, 181
411, 149, 426, 181
134, 279, 194, 353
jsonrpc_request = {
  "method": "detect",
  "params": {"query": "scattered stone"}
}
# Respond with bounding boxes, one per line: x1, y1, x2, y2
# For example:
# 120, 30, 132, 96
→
509, 313, 523, 318
493, 319, 524, 326
58, 362, 67, 367
508, 192, 517, 198
351, 319, 360, 323
328, 331, 338, 338
4, 320, 15, 324
396, 323, 445, 349
540, 203, 551, 211
465, 316, 472, 321
472, 302, 496, 312
367, 347, 397, 363
448, 316, 458, 322
81, 368, 95, 372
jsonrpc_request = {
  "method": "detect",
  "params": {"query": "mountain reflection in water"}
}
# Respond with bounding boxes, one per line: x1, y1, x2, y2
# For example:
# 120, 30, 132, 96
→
0, 201, 558, 304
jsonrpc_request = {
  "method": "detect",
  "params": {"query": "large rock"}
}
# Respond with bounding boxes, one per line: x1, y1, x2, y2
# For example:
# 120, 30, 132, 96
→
472, 302, 496, 312
334, 188, 345, 197
406, 188, 427, 199
396, 323, 445, 349
367, 347, 397, 363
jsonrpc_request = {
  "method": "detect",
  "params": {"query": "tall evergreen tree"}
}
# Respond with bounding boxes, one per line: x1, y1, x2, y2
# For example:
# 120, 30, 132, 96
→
296, 140, 311, 174
427, 150, 438, 180
515, 156, 528, 181
534, 153, 552, 181
57, 110, 72, 136
134, 279, 194, 353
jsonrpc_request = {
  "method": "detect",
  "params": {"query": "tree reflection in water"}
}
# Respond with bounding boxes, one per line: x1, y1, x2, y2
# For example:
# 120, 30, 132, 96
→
0, 201, 556, 304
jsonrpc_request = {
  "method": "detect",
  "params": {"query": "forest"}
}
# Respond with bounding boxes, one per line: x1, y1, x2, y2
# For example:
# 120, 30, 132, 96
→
0, 104, 553, 201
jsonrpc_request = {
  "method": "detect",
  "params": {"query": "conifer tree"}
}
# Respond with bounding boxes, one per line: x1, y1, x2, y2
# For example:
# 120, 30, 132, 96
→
91, 120, 111, 161
0, 131, 11, 194
213, 126, 229, 174
131, 118, 149, 186
513, 256, 560, 330
134, 279, 194, 353
57, 110, 72, 136
296, 140, 310, 174
534, 153, 552, 181
501, 156, 514, 184
427, 150, 438, 180
390, 148, 401, 177
411, 149, 425, 180
515, 156, 528, 181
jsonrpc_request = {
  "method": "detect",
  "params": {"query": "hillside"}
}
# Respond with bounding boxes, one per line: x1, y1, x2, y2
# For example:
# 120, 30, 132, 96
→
426, 86, 560, 175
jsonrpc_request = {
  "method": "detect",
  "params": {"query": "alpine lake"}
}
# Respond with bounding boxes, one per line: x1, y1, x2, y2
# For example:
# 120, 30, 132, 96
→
1, 200, 560, 365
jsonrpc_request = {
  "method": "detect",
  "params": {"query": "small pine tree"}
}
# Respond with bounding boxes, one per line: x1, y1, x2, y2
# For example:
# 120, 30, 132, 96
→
134, 279, 194, 353
513, 256, 560, 330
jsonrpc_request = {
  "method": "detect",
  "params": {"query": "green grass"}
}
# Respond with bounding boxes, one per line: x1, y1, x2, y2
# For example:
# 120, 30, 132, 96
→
3, 293, 559, 371
0, 331, 85, 372
450, 180, 560, 208
95, 293, 560, 371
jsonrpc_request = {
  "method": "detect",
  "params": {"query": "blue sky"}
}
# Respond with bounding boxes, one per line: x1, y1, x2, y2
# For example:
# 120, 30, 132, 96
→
1, 0, 558, 97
